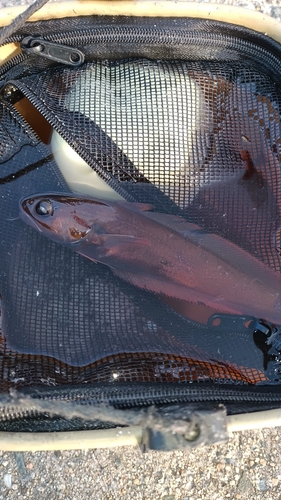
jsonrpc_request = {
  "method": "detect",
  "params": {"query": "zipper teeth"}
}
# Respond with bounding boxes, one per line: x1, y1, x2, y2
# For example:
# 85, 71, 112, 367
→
11, 385, 281, 405
0, 388, 280, 419
0, 52, 27, 78
0, 387, 281, 420
43, 27, 219, 45
5, 25, 281, 54
5, 27, 218, 46
0, 34, 22, 46
38, 27, 279, 60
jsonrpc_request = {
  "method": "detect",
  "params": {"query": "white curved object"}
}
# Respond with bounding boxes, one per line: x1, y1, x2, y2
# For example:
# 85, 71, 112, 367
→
51, 130, 124, 200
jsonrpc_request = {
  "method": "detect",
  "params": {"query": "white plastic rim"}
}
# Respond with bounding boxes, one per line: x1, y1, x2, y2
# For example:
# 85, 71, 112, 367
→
0, 410, 281, 450
51, 130, 124, 200
0, 426, 143, 452
227, 408, 281, 432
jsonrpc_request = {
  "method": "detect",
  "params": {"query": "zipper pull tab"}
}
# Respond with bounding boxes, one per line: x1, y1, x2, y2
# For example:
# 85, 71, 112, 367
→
20, 36, 84, 67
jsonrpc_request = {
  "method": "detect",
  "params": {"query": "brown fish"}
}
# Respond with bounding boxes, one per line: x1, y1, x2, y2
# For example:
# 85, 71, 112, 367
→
20, 194, 281, 324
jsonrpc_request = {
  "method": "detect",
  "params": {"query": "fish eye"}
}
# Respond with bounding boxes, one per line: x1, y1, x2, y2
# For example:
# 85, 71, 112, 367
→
35, 199, 53, 216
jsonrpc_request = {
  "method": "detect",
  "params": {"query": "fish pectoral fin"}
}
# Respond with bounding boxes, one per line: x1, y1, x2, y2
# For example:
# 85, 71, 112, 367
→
74, 234, 150, 265
98, 234, 150, 255
111, 270, 244, 316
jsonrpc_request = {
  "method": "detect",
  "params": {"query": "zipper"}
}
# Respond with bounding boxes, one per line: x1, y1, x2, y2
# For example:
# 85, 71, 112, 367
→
1, 382, 281, 423
0, 22, 280, 87
18, 382, 281, 407
21, 36, 84, 66
0, 21, 279, 71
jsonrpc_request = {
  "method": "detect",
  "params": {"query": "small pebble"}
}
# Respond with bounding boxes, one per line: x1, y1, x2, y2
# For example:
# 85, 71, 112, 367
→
257, 479, 267, 491
216, 463, 225, 471
185, 481, 193, 491
4, 474, 11, 488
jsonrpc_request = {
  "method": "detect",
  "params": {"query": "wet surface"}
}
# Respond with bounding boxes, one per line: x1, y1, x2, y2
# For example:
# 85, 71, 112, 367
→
0, 50, 281, 389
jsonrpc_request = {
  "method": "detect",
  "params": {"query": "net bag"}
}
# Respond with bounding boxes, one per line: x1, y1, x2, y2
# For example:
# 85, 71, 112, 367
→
0, 14, 280, 432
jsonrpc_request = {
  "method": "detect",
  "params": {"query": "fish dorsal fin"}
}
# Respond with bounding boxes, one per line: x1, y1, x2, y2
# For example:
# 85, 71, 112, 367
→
144, 212, 281, 291
144, 212, 205, 234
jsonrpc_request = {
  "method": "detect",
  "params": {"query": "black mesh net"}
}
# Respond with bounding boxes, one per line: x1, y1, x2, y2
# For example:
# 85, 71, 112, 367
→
0, 18, 280, 424
11, 58, 281, 265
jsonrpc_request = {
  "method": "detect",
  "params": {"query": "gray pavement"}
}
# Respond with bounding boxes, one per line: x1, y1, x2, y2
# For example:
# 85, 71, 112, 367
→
0, 427, 281, 499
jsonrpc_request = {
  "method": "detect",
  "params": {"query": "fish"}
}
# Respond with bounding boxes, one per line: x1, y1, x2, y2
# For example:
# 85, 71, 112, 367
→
19, 193, 281, 325
189, 99, 281, 269
238, 150, 267, 208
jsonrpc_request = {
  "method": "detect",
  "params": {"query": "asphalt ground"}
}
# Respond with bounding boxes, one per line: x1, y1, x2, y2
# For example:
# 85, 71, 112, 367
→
0, 427, 281, 499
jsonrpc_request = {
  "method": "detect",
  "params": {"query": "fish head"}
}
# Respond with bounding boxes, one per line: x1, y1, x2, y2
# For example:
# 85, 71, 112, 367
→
20, 193, 117, 244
